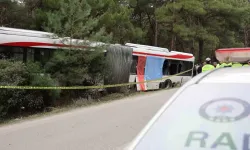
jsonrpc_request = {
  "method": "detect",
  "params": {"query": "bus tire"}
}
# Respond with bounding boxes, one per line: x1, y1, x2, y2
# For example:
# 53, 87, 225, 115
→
165, 79, 172, 89
159, 82, 166, 89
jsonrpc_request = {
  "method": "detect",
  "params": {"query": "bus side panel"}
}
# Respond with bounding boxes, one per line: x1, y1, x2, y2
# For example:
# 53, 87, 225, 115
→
144, 56, 165, 90
0, 33, 58, 49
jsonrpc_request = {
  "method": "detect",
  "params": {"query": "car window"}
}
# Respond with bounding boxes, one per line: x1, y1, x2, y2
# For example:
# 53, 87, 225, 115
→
133, 83, 250, 150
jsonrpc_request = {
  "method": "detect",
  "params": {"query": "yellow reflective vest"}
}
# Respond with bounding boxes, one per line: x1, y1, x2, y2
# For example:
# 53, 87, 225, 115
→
216, 64, 220, 68
202, 64, 215, 72
220, 63, 232, 68
243, 64, 249, 67
232, 63, 242, 68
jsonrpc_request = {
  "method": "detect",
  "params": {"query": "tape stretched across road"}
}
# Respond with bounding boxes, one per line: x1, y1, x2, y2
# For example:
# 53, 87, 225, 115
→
0, 69, 192, 90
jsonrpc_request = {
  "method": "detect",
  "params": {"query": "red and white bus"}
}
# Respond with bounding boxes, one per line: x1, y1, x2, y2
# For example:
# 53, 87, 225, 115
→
0, 27, 195, 91
125, 43, 195, 91
0, 27, 105, 62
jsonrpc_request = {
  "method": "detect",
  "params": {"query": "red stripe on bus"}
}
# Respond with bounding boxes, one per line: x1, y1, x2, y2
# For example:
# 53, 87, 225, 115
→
133, 51, 193, 59
137, 56, 146, 91
0, 42, 89, 48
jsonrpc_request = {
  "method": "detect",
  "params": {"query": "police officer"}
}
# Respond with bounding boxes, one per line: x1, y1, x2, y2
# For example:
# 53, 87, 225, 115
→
220, 62, 232, 68
232, 62, 242, 68
197, 63, 202, 74
243, 60, 250, 66
213, 62, 220, 68
202, 58, 215, 72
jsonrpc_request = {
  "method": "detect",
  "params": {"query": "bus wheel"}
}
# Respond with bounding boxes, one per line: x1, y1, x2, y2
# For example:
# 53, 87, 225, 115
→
159, 82, 166, 89
165, 79, 172, 89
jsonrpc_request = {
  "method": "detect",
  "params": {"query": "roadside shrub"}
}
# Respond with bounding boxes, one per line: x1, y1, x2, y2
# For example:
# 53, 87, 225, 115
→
44, 49, 106, 100
45, 49, 106, 85
25, 62, 61, 110
29, 73, 61, 107
0, 47, 109, 119
0, 60, 29, 117
0, 60, 60, 118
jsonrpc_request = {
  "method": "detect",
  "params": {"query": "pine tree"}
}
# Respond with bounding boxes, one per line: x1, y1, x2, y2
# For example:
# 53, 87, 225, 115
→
86, 0, 145, 44
44, 0, 110, 86
156, 0, 249, 62
45, 0, 111, 43
0, 0, 30, 28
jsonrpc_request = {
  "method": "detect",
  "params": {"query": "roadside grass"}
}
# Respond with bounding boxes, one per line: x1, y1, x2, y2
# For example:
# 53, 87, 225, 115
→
0, 87, 178, 126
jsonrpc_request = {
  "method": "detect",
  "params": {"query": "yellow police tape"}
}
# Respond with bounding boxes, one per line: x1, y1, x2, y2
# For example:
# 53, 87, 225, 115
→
0, 69, 192, 90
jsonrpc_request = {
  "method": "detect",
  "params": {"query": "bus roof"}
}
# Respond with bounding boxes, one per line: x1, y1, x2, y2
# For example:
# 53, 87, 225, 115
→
126, 43, 194, 61
0, 27, 105, 48
0, 27, 54, 38
170, 50, 194, 56
125, 43, 169, 52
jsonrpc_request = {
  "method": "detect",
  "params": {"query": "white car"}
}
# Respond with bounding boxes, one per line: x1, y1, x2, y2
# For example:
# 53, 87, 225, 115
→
127, 67, 250, 150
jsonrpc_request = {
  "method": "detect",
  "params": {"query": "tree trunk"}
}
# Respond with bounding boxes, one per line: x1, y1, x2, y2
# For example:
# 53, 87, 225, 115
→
244, 28, 248, 47
244, 28, 249, 47
170, 34, 176, 51
191, 46, 194, 55
154, 20, 158, 46
198, 39, 204, 63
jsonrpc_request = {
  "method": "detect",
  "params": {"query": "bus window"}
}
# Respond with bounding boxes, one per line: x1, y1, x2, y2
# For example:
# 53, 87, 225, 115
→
169, 60, 179, 75
0, 46, 24, 61
162, 59, 168, 75
34, 48, 41, 62
178, 63, 182, 73
12, 47, 24, 61
27, 48, 54, 65
0, 46, 13, 59
40, 49, 52, 65
130, 56, 138, 75
27, 48, 34, 62
179, 61, 193, 76
23, 48, 27, 63
0, 46, 54, 65
170, 64, 177, 75
0, 46, 8, 59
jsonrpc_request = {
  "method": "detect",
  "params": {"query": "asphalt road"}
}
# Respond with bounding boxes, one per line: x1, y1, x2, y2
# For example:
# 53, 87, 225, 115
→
0, 88, 178, 150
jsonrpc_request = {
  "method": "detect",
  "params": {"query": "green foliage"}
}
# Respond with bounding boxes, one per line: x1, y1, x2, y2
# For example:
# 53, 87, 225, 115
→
155, 0, 250, 62
0, 60, 28, 117
45, 0, 111, 42
0, 60, 60, 118
45, 49, 106, 86
0, 60, 28, 86
0, 0, 29, 28
27, 62, 61, 106
93, 0, 145, 44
